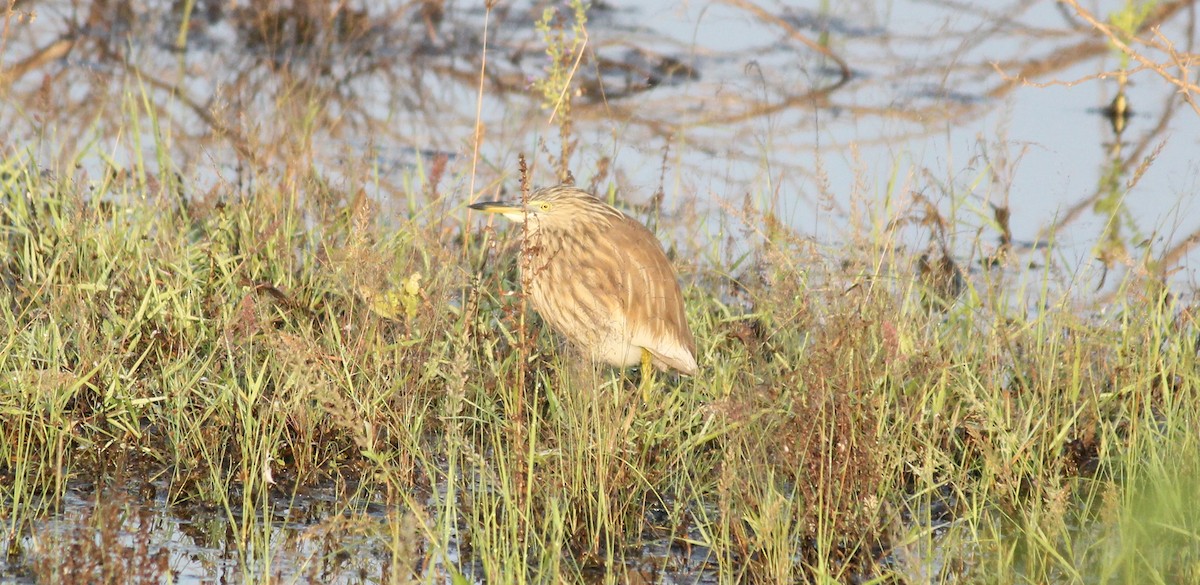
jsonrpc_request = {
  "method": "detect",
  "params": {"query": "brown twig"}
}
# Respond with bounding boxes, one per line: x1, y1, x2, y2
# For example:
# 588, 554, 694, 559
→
996, 0, 1199, 117
719, 0, 851, 89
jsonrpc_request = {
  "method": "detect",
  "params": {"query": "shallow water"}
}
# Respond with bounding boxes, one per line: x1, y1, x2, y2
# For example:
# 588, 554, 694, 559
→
4, 0, 1197, 291
1, 478, 740, 583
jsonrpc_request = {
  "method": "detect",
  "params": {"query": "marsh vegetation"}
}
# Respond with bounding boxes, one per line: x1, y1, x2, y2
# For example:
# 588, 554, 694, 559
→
2, 0, 1199, 583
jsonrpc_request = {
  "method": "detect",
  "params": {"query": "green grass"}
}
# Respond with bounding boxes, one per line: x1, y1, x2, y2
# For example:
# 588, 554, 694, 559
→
1, 140, 1197, 584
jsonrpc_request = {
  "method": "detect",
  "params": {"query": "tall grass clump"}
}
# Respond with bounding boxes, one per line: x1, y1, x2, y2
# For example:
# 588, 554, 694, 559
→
4, 134, 1199, 583
0, 147, 451, 579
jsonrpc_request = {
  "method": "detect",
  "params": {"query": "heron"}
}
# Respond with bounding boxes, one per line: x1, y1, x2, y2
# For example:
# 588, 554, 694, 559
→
471, 185, 697, 396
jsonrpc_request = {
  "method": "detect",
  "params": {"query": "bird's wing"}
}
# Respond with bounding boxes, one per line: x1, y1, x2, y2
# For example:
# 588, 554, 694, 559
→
613, 216, 698, 375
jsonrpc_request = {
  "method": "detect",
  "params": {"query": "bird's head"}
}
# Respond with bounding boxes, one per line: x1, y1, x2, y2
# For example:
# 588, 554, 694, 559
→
469, 185, 621, 234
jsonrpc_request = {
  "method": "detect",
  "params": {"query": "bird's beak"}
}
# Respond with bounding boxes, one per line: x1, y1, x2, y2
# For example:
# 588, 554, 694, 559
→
470, 201, 531, 223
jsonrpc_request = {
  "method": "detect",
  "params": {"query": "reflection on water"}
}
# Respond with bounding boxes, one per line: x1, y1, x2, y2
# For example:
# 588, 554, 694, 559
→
5, 479, 732, 584
4, 0, 1197, 292
7, 479, 426, 584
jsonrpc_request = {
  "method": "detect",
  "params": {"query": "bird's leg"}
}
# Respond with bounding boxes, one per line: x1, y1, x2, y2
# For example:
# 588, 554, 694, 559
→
639, 348, 655, 402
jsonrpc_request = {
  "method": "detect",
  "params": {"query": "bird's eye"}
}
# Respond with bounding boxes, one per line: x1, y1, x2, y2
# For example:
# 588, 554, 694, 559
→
538, 202, 552, 211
